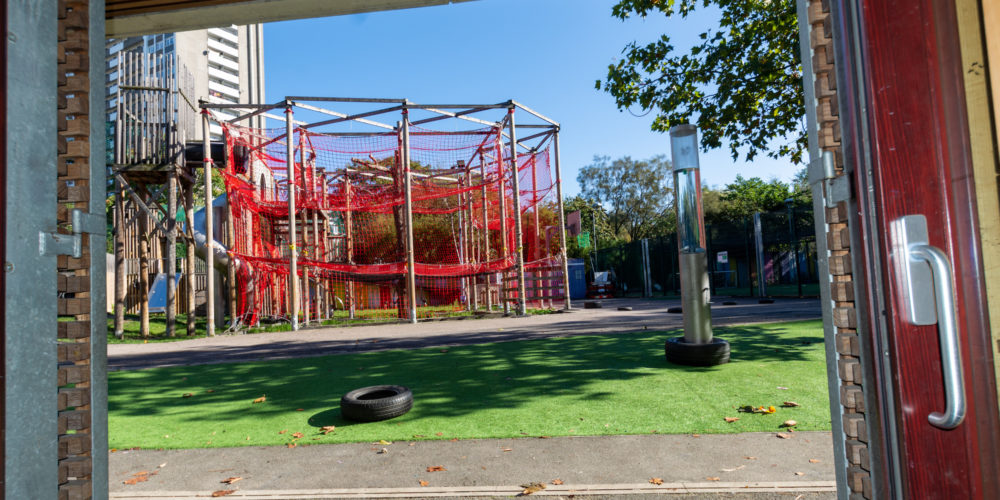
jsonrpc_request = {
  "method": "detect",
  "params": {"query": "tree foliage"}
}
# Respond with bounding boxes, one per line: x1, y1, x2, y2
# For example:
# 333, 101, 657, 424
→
577, 155, 672, 242
718, 175, 793, 222
597, 0, 805, 163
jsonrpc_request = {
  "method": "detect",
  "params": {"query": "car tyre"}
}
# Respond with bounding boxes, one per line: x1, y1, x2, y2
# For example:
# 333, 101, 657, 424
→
340, 385, 413, 422
664, 337, 730, 366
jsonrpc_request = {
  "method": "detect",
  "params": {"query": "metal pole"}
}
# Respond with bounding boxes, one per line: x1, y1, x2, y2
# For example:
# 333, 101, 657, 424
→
285, 102, 299, 330
498, 141, 510, 315
167, 171, 177, 336
201, 108, 215, 337
754, 212, 767, 299
508, 109, 527, 315
300, 132, 310, 326
402, 116, 418, 323
552, 132, 571, 310
114, 177, 126, 338
345, 176, 355, 319
466, 167, 477, 310
787, 199, 802, 297
185, 178, 196, 335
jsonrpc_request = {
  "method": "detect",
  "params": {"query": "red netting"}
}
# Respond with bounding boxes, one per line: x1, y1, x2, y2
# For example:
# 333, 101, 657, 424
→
217, 111, 563, 327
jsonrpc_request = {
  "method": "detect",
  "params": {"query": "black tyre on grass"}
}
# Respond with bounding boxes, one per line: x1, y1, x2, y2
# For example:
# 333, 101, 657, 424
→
664, 337, 730, 366
341, 385, 413, 422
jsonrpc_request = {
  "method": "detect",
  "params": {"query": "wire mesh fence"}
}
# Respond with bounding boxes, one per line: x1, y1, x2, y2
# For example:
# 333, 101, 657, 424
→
593, 206, 819, 298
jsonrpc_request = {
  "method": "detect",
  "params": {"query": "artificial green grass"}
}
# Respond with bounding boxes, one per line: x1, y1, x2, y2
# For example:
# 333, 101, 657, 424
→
108, 320, 829, 450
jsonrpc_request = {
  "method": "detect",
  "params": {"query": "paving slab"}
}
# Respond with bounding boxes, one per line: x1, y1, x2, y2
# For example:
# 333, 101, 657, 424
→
109, 432, 835, 499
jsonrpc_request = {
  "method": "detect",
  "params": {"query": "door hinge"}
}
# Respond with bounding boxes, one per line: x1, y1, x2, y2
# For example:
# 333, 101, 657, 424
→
808, 151, 852, 207
39, 209, 106, 258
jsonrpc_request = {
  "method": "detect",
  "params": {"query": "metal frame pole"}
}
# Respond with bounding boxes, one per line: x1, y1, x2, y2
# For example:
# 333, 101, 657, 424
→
508, 109, 527, 315
345, 176, 356, 319
299, 130, 311, 326
498, 141, 510, 314
402, 116, 418, 323
553, 131, 571, 309
285, 102, 299, 330
201, 108, 215, 336
114, 177, 126, 337
185, 177, 196, 334
466, 167, 477, 310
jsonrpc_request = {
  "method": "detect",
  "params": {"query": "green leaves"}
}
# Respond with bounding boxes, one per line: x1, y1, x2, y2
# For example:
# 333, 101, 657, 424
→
577, 155, 672, 242
599, 0, 806, 164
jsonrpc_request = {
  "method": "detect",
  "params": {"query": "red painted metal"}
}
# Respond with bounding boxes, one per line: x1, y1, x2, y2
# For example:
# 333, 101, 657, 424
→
854, 0, 1000, 497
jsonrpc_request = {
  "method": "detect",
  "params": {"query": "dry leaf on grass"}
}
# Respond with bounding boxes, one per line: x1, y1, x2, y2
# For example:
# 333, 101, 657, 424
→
551, 479, 564, 485
435, 432, 443, 436
252, 395, 266, 404
776, 433, 792, 439
286, 443, 297, 448
649, 478, 664, 485
520, 482, 546, 495
724, 417, 740, 423
278, 430, 287, 435
782, 401, 801, 407
418, 480, 429, 487
721, 465, 746, 472
221, 477, 242, 485
781, 420, 798, 428
320, 426, 336, 435
292, 432, 304, 439
206, 389, 215, 393
706, 476, 721, 481
809, 459, 821, 463
426, 466, 446, 472
378, 439, 392, 445
182, 393, 193, 398
211, 491, 236, 497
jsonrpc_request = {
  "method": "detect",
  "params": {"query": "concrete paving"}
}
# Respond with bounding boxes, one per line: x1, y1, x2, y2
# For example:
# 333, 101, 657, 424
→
108, 297, 822, 371
109, 432, 835, 499
107, 297, 831, 498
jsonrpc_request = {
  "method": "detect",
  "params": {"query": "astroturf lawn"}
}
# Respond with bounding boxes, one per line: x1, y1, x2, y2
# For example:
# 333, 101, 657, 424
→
108, 320, 830, 450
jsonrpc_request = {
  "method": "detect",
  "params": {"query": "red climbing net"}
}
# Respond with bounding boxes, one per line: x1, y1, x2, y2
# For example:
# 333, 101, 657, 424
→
215, 108, 563, 327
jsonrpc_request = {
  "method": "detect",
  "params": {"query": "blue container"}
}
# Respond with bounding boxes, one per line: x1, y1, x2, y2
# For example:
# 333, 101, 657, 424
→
568, 258, 587, 300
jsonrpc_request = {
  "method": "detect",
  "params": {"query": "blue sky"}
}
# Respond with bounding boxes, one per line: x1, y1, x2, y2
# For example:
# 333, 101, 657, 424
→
263, 0, 803, 197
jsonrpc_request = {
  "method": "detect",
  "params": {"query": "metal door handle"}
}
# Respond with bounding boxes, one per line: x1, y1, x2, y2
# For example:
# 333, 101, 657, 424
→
891, 215, 966, 429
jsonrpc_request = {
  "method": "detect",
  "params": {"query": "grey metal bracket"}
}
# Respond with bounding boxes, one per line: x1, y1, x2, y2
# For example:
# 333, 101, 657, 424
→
39, 209, 106, 258
808, 151, 852, 208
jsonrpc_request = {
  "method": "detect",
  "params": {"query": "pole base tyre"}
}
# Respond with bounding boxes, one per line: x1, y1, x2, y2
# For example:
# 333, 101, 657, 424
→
664, 337, 730, 367
340, 385, 413, 422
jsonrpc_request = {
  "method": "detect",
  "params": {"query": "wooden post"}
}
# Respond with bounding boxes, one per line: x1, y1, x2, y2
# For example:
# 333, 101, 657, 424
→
402, 116, 418, 323
185, 176, 197, 333
139, 211, 150, 338
114, 177, 126, 339
285, 102, 300, 330
507, 109, 527, 315
480, 151, 491, 311
202, 108, 216, 337
167, 171, 177, 336
345, 176, 356, 319
553, 131, 571, 310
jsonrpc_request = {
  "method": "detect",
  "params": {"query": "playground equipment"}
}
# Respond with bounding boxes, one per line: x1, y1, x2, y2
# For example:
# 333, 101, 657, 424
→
198, 97, 570, 330
664, 124, 730, 366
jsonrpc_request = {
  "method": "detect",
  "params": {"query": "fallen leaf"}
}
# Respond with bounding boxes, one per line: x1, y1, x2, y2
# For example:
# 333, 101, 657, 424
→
110, 449, 117, 453
435, 432, 443, 436
252, 395, 266, 404
649, 478, 664, 485
502, 448, 513, 452
296, 408, 304, 411
692, 434, 701, 438
521, 482, 546, 495
122, 470, 158, 485
378, 447, 389, 454
794, 472, 806, 476
809, 459, 821, 463
378, 439, 392, 445
413, 434, 426, 438
211, 491, 235, 497
409, 442, 416, 447
706, 476, 721, 481
551, 479, 564, 485
419, 480, 429, 487
286, 443, 296, 448
440, 349, 448, 353
221, 477, 242, 485
745, 456, 757, 460
158, 463, 167, 468
182, 393, 193, 398
538, 436, 551, 439
320, 426, 336, 435
724, 417, 740, 423
782, 401, 801, 407
777, 386, 789, 390
776, 433, 792, 439
292, 432, 304, 439
206, 389, 215, 393
427, 466, 446, 472
450, 438, 459, 442
782, 420, 798, 428
721, 465, 746, 472
278, 430, 287, 435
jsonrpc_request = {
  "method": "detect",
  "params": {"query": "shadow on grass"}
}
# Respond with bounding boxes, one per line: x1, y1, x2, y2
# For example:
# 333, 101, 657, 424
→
109, 321, 824, 428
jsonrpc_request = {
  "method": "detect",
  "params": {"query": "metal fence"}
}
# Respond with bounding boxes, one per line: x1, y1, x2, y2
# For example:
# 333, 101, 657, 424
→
593, 206, 819, 298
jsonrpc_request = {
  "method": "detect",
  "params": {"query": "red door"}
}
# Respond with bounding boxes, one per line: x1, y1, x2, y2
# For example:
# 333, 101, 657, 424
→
844, 0, 1000, 497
